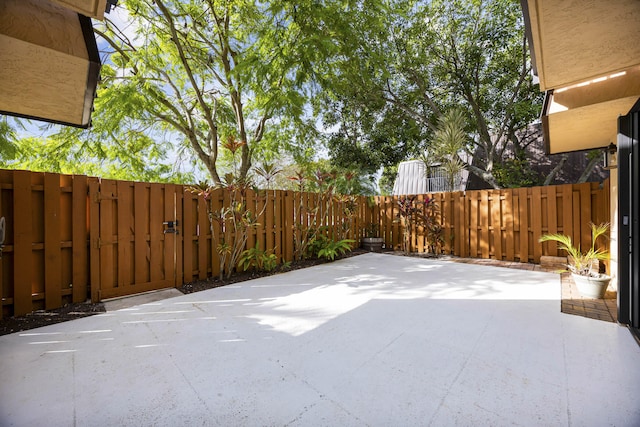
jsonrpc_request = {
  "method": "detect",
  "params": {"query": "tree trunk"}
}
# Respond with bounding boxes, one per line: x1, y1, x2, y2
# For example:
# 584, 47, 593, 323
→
577, 153, 601, 183
543, 153, 569, 186
466, 164, 501, 189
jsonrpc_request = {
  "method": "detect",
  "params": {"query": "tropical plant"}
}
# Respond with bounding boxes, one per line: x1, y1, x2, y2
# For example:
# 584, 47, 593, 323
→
395, 195, 443, 255
309, 234, 355, 261
539, 223, 610, 277
187, 139, 280, 279
421, 109, 467, 191
238, 244, 278, 272
364, 223, 379, 238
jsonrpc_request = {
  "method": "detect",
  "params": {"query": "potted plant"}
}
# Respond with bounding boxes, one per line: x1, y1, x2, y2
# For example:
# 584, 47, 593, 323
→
539, 222, 610, 299
362, 223, 384, 252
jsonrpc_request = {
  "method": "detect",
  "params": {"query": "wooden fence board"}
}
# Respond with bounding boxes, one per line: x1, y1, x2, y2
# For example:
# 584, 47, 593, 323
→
163, 184, 176, 286
99, 180, 116, 294
149, 184, 162, 283
442, 192, 452, 253
134, 182, 147, 285
454, 192, 464, 256
518, 188, 529, 262
13, 171, 32, 315
546, 186, 558, 256
504, 189, 515, 261
531, 186, 543, 263
89, 178, 100, 302
209, 189, 221, 279
175, 188, 183, 285
284, 191, 294, 261
491, 190, 502, 260
117, 181, 131, 288
265, 190, 275, 257
274, 191, 283, 263
182, 191, 193, 282
197, 196, 208, 279
44, 173, 62, 309
469, 191, 478, 258
416, 194, 424, 253
579, 183, 591, 251
480, 191, 489, 258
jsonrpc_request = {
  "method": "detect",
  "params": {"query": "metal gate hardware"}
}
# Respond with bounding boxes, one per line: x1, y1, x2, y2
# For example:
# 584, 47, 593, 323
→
163, 220, 179, 235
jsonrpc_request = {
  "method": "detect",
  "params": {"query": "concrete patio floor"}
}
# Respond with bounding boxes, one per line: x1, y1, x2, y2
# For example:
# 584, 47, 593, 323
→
1, 253, 639, 426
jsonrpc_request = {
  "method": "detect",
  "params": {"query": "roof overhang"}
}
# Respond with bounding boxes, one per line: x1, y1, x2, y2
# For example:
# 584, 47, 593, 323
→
521, 0, 640, 154
0, 0, 107, 128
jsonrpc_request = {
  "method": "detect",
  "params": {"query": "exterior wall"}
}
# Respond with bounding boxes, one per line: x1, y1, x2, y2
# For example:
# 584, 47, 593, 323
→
610, 169, 618, 291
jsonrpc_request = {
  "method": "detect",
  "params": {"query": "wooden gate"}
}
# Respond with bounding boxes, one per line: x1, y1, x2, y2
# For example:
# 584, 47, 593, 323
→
89, 179, 181, 301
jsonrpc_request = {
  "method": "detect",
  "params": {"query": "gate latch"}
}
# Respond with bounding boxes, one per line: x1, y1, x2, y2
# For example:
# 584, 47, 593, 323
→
163, 220, 179, 235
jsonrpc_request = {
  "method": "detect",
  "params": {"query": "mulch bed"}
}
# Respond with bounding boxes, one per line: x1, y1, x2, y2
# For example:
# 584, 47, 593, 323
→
0, 248, 369, 336
0, 302, 107, 337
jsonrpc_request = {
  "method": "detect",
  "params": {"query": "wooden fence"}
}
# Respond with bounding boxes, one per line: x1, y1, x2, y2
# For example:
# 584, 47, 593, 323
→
373, 181, 610, 263
0, 169, 609, 318
0, 170, 367, 317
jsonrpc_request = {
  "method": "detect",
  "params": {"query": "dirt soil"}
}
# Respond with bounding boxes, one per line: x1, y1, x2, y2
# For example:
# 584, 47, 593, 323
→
0, 248, 369, 336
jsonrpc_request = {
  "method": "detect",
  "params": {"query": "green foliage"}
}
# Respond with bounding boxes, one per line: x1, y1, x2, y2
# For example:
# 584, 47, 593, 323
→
422, 108, 467, 191
309, 234, 355, 261
493, 156, 543, 188
319, 0, 543, 189
539, 223, 610, 277
364, 223, 379, 238
288, 167, 361, 260
0, 119, 18, 161
395, 195, 444, 255
92, 0, 329, 185
379, 165, 398, 196
290, 159, 377, 195
239, 244, 278, 272
187, 141, 280, 279
1, 127, 190, 183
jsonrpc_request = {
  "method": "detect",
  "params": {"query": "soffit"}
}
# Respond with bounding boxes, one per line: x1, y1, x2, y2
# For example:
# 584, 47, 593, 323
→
524, 0, 640, 92
543, 96, 639, 154
50, 0, 108, 20
0, 0, 100, 128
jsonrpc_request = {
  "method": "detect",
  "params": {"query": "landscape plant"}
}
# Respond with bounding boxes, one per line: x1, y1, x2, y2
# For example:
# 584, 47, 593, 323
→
539, 223, 610, 277
316, 237, 355, 261
288, 169, 358, 260
395, 195, 443, 255
187, 139, 277, 279
238, 244, 278, 273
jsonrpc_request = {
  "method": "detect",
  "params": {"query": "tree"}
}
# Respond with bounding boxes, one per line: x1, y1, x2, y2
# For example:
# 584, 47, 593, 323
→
0, 128, 192, 183
422, 108, 467, 191
93, 0, 323, 186
321, 0, 543, 189
0, 117, 18, 161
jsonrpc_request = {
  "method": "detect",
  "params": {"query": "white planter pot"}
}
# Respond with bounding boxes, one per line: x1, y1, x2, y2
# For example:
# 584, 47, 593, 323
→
362, 237, 384, 252
571, 273, 610, 299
